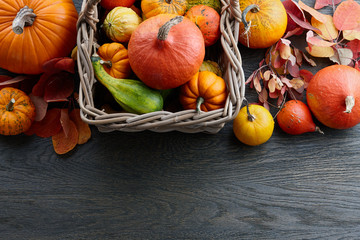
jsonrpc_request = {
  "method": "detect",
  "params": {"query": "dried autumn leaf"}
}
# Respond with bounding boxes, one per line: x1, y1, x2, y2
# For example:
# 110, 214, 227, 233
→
279, 40, 292, 59
333, 0, 360, 31
289, 78, 305, 90
268, 78, 277, 93
347, 39, 360, 57
283, 0, 307, 36
286, 12, 320, 36
29, 94, 48, 121
42, 57, 75, 74
60, 108, 71, 138
298, 0, 329, 23
253, 72, 262, 92
299, 69, 314, 88
306, 44, 335, 57
52, 119, 79, 155
329, 48, 353, 65
287, 60, 300, 77
25, 108, 62, 138
314, 0, 341, 9
343, 24, 360, 40
43, 72, 74, 102
69, 109, 91, 145
306, 31, 336, 47
311, 15, 338, 41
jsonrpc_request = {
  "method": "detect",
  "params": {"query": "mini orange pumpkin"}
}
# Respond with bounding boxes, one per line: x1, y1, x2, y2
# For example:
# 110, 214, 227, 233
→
97, 42, 132, 79
0, 87, 36, 135
180, 71, 227, 112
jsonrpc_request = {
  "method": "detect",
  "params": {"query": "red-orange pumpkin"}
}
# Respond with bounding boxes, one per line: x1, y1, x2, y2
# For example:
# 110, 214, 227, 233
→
0, 0, 78, 74
128, 14, 205, 90
306, 65, 360, 129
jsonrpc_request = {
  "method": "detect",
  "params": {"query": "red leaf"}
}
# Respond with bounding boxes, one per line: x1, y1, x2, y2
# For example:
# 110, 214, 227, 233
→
314, 0, 341, 9
25, 108, 62, 138
43, 72, 74, 102
60, 109, 71, 138
29, 94, 48, 121
283, 0, 307, 35
42, 57, 75, 74
299, 69, 314, 88
299, 0, 329, 23
52, 119, 79, 155
347, 39, 360, 58
287, 12, 321, 34
333, 0, 360, 31
0, 75, 31, 90
32, 73, 52, 97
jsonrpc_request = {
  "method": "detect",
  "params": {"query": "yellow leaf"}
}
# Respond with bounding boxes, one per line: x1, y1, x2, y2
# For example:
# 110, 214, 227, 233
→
268, 78, 276, 93
343, 23, 360, 40
306, 44, 335, 57
311, 15, 338, 41
279, 43, 292, 60
289, 78, 305, 90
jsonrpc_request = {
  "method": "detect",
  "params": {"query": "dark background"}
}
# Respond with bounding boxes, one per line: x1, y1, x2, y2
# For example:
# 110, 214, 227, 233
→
1, 0, 360, 239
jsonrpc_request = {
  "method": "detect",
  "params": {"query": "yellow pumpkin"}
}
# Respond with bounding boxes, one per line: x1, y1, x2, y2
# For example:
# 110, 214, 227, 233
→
233, 104, 274, 146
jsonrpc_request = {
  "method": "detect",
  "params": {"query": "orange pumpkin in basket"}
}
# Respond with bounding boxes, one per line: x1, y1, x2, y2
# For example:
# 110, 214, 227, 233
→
180, 71, 227, 112
97, 42, 132, 79
141, 0, 187, 19
0, 0, 78, 74
185, 5, 221, 47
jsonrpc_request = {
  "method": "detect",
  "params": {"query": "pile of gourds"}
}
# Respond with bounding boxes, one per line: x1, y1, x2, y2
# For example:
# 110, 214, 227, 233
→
92, 0, 227, 114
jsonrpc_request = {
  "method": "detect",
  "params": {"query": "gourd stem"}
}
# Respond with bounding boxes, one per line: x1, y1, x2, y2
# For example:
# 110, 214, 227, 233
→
157, 16, 183, 41
196, 97, 204, 112
241, 4, 260, 33
6, 98, 16, 112
12, 6, 36, 35
100, 60, 112, 68
344, 96, 355, 113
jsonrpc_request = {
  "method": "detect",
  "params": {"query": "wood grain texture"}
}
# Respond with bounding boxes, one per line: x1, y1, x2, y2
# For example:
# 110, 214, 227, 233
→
1, 0, 360, 239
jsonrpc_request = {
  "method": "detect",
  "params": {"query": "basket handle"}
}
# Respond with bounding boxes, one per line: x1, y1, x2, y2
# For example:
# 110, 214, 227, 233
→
77, 0, 101, 31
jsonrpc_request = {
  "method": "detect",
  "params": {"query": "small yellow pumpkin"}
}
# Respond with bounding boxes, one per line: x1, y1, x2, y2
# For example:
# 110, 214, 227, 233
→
233, 103, 274, 146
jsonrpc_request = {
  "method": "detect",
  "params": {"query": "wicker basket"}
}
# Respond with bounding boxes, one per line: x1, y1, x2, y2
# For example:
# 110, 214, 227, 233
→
76, 0, 245, 133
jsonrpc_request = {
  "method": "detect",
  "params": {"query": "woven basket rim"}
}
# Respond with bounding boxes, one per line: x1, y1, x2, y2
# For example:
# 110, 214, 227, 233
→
76, 0, 246, 133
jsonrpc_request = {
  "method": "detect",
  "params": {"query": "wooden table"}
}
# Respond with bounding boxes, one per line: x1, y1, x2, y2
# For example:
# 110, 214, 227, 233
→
2, 0, 360, 239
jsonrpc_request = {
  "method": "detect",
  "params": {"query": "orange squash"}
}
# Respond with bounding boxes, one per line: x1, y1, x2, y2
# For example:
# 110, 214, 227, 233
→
0, 87, 36, 135
97, 42, 132, 79
180, 71, 227, 112
0, 0, 78, 74
307, 65, 360, 129
128, 14, 205, 90
141, 0, 187, 19
185, 5, 221, 47
238, 0, 287, 49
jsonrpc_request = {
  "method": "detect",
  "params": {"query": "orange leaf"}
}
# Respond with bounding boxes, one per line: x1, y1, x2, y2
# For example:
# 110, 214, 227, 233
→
69, 109, 91, 145
60, 109, 71, 138
333, 0, 360, 31
52, 120, 79, 155
306, 31, 336, 47
314, 0, 341, 9
298, 0, 329, 23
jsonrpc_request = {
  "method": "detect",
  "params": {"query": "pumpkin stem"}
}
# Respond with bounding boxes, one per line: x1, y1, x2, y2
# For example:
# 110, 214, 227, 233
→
6, 98, 16, 112
12, 6, 36, 35
241, 4, 260, 34
196, 97, 204, 112
344, 96, 355, 113
245, 100, 256, 122
100, 60, 112, 68
315, 126, 324, 134
157, 16, 183, 41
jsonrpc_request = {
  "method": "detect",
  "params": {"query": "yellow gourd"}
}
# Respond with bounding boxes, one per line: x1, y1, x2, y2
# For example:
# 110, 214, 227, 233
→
233, 103, 274, 146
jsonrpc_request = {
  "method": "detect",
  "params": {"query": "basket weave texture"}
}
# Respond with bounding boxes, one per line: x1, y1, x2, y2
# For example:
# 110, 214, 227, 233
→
76, 0, 245, 133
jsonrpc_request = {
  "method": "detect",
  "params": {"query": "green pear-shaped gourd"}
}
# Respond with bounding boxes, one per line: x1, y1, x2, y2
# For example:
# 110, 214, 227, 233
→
91, 54, 163, 114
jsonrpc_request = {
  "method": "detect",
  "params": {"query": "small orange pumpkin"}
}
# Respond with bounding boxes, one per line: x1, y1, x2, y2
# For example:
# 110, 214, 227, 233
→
141, 0, 187, 19
185, 5, 221, 47
97, 42, 132, 79
180, 71, 227, 112
0, 87, 36, 136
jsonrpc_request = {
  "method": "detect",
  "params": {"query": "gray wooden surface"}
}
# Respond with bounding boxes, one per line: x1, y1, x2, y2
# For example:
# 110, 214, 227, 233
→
1, 0, 360, 239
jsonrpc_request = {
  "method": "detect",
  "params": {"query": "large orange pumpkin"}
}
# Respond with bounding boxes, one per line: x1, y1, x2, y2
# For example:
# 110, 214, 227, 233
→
0, 0, 78, 74
306, 65, 360, 129
238, 0, 287, 49
128, 14, 205, 90
0, 87, 36, 135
